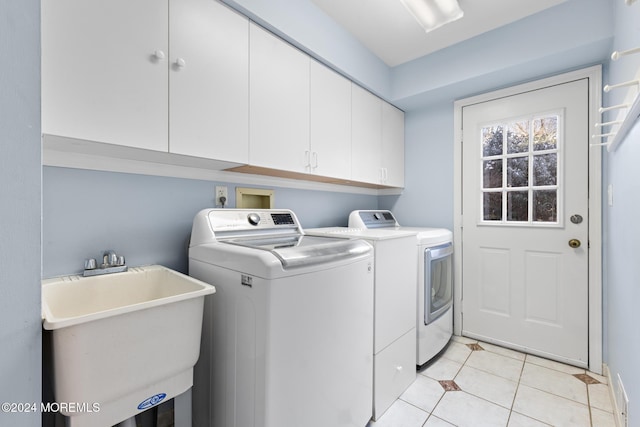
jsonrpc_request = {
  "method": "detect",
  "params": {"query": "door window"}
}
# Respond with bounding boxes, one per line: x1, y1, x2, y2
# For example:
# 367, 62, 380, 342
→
480, 113, 561, 225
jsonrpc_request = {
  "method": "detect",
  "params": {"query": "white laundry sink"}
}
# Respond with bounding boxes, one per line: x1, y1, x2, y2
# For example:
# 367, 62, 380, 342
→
42, 265, 215, 427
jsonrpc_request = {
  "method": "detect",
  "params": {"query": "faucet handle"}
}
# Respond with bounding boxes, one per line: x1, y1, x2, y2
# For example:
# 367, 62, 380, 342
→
84, 258, 97, 270
116, 255, 126, 266
103, 250, 118, 267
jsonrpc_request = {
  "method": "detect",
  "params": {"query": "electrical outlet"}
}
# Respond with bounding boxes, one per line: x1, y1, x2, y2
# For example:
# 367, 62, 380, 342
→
617, 373, 629, 427
215, 186, 228, 207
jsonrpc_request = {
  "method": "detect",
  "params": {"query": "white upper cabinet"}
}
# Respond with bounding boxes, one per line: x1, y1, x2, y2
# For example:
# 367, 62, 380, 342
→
249, 24, 310, 172
309, 61, 352, 180
351, 84, 383, 184
351, 85, 405, 187
382, 103, 405, 187
42, 0, 168, 151
42, 1, 404, 189
43, 0, 249, 163
169, 0, 249, 163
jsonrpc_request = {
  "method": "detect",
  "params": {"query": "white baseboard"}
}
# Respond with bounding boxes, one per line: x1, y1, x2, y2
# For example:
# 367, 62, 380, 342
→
603, 363, 624, 427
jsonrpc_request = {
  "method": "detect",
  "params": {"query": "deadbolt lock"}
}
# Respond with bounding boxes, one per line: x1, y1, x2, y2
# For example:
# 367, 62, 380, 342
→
570, 214, 584, 224
568, 239, 581, 249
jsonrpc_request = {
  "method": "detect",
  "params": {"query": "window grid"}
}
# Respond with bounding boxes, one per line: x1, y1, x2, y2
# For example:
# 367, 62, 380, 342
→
480, 114, 561, 226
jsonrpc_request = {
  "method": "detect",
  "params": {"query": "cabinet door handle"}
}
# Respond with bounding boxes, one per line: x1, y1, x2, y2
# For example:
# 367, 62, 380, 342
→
173, 58, 186, 69
312, 152, 318, 169
152, 50, 166, 61
380, 168, 388, 183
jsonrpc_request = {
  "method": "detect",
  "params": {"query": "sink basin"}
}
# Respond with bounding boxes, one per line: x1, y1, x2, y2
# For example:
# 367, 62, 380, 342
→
42, 265, 215, 427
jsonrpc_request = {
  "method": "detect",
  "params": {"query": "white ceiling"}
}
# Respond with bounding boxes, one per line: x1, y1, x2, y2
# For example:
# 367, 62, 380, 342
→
311, 0, 567, 67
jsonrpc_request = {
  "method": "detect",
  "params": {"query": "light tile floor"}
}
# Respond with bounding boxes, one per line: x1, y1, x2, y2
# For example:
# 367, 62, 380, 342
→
368, 336, 616, 427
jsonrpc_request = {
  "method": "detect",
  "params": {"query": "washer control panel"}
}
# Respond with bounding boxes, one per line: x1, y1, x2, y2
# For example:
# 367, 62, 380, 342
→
192, 209, 302, 246
245, 212, 295, 226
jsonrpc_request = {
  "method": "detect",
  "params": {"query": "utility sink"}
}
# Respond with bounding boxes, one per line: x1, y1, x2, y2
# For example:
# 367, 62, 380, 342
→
42, 265, 215, 427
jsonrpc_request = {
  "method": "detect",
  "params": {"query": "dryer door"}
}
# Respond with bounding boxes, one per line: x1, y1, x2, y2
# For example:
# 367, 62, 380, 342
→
425, 242, 453, 324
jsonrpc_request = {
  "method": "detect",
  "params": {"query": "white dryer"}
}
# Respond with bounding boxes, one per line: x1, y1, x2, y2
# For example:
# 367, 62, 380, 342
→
349, 210, 453, 367
189, 209, 374, 427
305, 227, 417, 420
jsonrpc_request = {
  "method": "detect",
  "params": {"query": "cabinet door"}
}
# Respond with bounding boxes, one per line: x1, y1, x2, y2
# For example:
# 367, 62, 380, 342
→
382, 103, 405, 187
310, 61, 351, 179
42, 0, 168, 151
249, 24, 310, 172
169, 0, 249, 163
351, 84, 382, 184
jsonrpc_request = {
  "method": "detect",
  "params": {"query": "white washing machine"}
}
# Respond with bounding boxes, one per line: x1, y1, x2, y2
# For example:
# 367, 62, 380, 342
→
305, 227, 417, 420
189, 209, 374, 427
349, 210, 453, 367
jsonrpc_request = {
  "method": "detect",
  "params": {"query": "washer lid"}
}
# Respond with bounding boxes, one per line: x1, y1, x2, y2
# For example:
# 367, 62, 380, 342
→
223, 235, 372, 269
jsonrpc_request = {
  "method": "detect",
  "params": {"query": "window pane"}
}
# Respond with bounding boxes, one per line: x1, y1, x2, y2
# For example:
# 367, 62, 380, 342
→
533, 153, 557, 186
482, 126, 503, 157
533, 190, 557, 222
507, 120, 529, 154
507, 191, 528, 221
483, 159, 502, 188
483, 192, 502, 221
533, 116, 558, 151
507, 157, 529, 187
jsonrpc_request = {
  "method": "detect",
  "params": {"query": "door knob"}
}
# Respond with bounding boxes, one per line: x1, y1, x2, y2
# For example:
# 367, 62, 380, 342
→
568, 239, 581, 248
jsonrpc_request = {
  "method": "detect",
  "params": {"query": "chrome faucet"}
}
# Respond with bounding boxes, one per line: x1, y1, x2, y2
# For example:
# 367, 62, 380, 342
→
83, 250, 128, 277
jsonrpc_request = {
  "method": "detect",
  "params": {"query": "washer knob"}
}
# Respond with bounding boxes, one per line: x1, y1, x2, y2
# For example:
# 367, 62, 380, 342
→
247, 213, 261, 226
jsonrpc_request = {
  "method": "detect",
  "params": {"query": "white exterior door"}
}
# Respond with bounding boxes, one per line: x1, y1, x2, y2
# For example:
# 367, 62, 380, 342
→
461, 79, 590, 367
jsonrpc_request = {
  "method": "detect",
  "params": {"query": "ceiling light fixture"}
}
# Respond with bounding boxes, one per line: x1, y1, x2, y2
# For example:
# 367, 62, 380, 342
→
399, 0, 464, 33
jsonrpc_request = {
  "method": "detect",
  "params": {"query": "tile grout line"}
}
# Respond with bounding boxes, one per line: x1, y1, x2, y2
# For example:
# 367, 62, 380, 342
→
586, 381, 594, 427
504, 353, 528, 426
418, 341, 476, 426
381, 340, 616, 427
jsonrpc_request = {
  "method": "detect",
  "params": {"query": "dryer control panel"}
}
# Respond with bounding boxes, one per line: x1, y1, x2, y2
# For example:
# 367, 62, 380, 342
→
349, 210, 399, 229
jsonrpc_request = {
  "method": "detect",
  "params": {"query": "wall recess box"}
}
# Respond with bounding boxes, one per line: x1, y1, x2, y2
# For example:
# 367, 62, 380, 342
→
236, 187, 274, 209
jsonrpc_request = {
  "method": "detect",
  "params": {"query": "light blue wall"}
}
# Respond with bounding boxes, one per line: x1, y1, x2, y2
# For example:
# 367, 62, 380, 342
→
379, 103, 454, 229
42, 167, 378, 278
603, 1, 640, 425
384, 0, 612, 232
0, 0, 42, 425
391, 0, 613, 110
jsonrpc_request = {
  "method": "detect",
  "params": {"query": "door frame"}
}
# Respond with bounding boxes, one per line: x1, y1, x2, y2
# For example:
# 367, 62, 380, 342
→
453, 66, 603, 374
